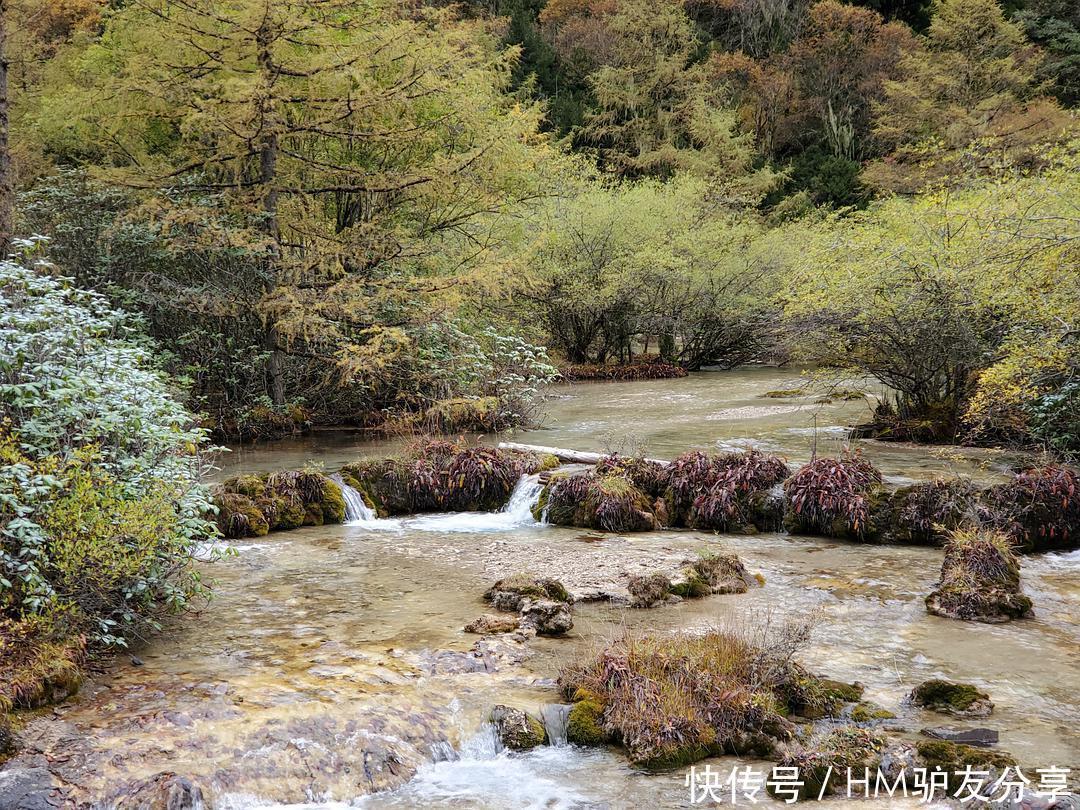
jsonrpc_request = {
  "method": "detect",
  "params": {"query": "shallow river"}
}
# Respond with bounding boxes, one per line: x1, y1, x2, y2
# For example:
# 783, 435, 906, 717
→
16, 369, 1080, 808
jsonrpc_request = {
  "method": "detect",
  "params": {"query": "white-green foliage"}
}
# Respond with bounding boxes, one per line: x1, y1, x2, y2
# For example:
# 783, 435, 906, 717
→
0, 240, 216, 644
418, 320, 558, 422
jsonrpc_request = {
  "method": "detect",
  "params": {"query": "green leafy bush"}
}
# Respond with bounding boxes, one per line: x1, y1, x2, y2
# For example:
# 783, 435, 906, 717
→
0, 247, 215, 647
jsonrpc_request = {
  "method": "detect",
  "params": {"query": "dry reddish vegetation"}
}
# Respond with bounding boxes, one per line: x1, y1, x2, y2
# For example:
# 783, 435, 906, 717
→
560, 361, 689, 382
783, 452, 883, 539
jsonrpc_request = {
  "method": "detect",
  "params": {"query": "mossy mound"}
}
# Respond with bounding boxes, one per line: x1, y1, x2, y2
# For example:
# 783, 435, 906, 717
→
558, 627, 813, 770
670, 449, 790, 530
783, 453, 883, 540
926, 529, 1033, 623
213, 470, 346, 538
541, 473, 657, 531
542, 449, 790, 534
915, 740, 1015, 795
340, 441, 535, 517
566, 694, 610, 745
880, 478, 985, 545
769, 727, 888, 800
0, 619, 86, 712
775, 665, 865, 719
911, 679, 993, 717
671, 551, 757, 598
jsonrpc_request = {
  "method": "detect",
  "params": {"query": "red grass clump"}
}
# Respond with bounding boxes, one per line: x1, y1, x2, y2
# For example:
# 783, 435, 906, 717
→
783, 452, 883, 539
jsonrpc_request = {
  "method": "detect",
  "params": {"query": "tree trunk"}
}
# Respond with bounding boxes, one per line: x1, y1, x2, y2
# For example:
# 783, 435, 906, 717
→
257, 18, 285, 405
0, 1, 12, 255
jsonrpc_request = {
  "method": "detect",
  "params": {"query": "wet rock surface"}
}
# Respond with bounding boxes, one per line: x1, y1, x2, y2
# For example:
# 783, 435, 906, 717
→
920, 726, 1000, 747
0, 767, 61, 810
519, 599, 574, 636
488, 705, 546, 750
103, 771, 207, 809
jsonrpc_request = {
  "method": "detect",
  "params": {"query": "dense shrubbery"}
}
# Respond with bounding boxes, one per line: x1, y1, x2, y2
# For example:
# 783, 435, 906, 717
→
985, 465, 1080, 552
783, 453, 883, 539
0, 250, 215, 648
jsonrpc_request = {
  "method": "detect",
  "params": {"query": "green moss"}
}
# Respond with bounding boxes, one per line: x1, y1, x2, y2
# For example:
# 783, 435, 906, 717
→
851, 702, 896, 722
0, 714, 14, 764
567, 699, 609, 746
916, 740, 1015, 793
911, 679, 991, 714
762, 389, 804, 398
224, 473, 267, 499
272, 499, 306, 531
538, 453, 561, 471
215, 492, 270, 538
319, 479, 347, 523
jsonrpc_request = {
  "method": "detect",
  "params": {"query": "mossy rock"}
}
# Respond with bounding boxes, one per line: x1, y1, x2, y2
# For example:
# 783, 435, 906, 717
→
911, 680, 992, 717
769, 727, 887, 800
224, 473, 267, 499
566, 699, 609, 746
916, 740, 1015, 794
215, 492, 270, 538
850, 702, 897, 723
319, 479, 347, 524
489, 705, 546, 751
627, 573, 673, 608
303, 503, 325, 526
762, 389, 804, 399
268, 498, 305, 531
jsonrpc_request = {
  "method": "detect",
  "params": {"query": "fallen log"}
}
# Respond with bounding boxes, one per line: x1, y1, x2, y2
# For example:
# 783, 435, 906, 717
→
498, 441, 670, 467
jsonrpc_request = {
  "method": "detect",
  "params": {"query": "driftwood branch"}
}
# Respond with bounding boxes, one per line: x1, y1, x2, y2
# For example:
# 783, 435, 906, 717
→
498, 441, 670, 467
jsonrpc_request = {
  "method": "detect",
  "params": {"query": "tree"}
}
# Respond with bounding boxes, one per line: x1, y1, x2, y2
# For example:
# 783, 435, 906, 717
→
786, 141, 1080, 445
30, 0, 544, 406
1015, 0, 1080, 107
868, 0, 1070, 192
570, 0, 773, 193
0, 0, 11, 253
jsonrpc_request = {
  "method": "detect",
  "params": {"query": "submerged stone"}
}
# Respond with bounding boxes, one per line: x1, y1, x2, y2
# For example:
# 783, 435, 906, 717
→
920, 726, 999, 747
463, 614, 521, 635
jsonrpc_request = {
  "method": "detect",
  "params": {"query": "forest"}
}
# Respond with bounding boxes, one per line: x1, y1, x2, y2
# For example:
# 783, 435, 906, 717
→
0, 0, 1078, 805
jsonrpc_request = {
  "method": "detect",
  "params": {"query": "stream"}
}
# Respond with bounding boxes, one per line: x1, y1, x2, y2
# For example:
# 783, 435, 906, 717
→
10, 368, 1079, 808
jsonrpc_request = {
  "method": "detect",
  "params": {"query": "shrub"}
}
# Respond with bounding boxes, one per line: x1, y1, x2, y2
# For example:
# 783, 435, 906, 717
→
586, 476, 656, 532
689, 451, 790, 532
0, 254, 215, 647
560, 361, 689, 381
542, 474, 594, 525
925, 529, 1033, 623
886, 478, 985, 545
783, 453, 883, 539
985, 465, 1080, 552
558, 622, 813, 769
595, 454, 670, 497
770, 727, 887, 801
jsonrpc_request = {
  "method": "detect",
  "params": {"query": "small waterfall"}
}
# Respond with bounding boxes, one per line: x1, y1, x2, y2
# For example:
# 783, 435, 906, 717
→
330, 474, 375, 523
501, 473, 544, 521
539, 704, 571, 747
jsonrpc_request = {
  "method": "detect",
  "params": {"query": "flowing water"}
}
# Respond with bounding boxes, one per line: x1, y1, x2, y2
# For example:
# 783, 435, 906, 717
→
12, 369, 1078, 809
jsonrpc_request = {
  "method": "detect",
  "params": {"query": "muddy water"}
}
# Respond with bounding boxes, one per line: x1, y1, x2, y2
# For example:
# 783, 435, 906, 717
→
15, 369, 1078, 809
